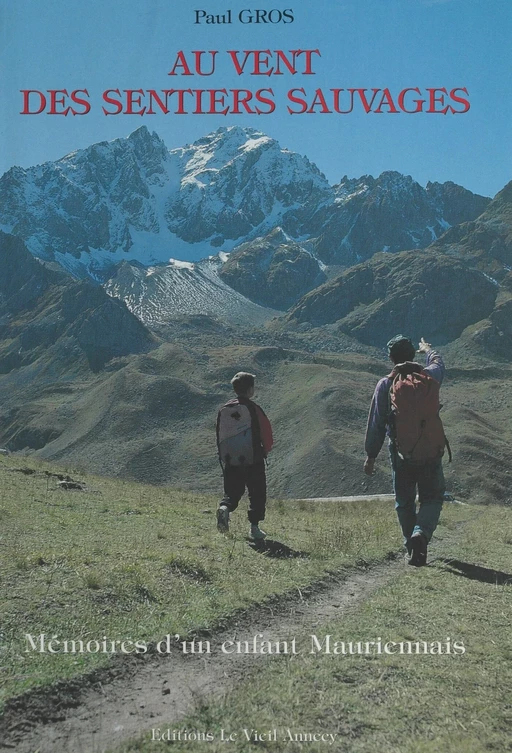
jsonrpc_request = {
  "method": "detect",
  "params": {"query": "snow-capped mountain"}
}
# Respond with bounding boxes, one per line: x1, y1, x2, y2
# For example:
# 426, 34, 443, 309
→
0, 126, 490, 283
0, 126, 330, 277
309, 172, 490, 265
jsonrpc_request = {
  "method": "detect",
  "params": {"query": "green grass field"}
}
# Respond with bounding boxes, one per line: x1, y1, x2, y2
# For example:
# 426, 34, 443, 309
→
0, 454, 399, 709
118, 505, 512, 753
1, 454, 510, 753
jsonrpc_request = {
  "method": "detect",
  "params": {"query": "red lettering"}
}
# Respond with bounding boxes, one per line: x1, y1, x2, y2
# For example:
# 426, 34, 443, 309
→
49, 90, 71, 116
332, 89, 354, 114
70, 89, 91, 115
449, 87, 470, 113
228, 49, 320, 76
398, 88, 424, 113
102, 89, 123, 115
146, 90, 171, 114
297, 49, 321, 74
168, 51, 193, 76
228, 50, 253, 75
193, 89, 207, 114
307, 88, 332, 114
255, 88, 275, 114
274, 49, 299, 75
354, 88, 381, 113
192, 50, 217, 76
228, 49, 273, 76
20, 90, 46, 115
251, 50, 272, 75
208, 89, 229, 115
173, 89, 192, 113
427, 88, 449, 114
374, 88, 399, 114
124, 89, 145, 115
231, 89, 255, 114
287, 88, 308, 114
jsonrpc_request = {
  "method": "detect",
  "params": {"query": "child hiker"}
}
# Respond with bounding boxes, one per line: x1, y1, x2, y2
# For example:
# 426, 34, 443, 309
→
216, 372, 273, 540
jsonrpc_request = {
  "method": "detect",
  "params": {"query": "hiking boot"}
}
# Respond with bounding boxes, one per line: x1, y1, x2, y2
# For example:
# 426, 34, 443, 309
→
250, 524, 267, 540
408, 532, 427, 567
216, 506, 229, 533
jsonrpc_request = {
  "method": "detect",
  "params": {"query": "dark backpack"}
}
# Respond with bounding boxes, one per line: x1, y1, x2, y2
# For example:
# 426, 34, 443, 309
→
216, 398, 261, 467
389, 362, 451, 464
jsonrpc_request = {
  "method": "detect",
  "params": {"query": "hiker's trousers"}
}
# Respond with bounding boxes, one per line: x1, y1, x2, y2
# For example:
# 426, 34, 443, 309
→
391, 453, 445, 543
221, 461, 266, 525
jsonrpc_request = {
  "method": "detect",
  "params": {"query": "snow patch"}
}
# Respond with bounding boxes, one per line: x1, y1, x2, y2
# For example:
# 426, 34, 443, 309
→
481, 272, 499, 287
169, 258, 195, 270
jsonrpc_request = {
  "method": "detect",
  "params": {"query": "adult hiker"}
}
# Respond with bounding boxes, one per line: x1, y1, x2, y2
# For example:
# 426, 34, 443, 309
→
216, 372, 273, 540
364, 336, 449, 566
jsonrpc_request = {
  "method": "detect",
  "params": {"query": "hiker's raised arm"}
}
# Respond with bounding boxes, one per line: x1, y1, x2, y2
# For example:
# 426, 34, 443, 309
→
419, 339, 445, 385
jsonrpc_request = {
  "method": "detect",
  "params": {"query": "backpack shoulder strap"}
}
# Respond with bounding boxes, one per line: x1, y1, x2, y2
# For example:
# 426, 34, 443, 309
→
237, 396, 263, 461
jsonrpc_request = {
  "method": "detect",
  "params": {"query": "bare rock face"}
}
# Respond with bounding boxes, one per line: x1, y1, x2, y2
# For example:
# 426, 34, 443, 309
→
0, 232, 153, 373
287, 250, 498, 346
310, 172, 491, 266
426, 181, 491, 228
0, 128, 169, 264
218, 228, 326, 310
428, 181, 512, 278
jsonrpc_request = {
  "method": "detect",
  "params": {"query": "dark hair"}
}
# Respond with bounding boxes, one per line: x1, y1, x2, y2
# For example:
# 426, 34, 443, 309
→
387, 335, 416, 364
231, 372, 255, 395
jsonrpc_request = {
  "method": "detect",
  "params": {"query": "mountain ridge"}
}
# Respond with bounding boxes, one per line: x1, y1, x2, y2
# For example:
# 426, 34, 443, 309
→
0, 126, 491, 281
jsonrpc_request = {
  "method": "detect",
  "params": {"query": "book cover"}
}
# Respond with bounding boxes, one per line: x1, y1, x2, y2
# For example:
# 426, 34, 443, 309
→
0, 2, 511, 752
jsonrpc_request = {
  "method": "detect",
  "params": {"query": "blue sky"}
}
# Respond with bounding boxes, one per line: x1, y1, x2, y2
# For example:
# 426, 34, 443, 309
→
1, 0, 510, 197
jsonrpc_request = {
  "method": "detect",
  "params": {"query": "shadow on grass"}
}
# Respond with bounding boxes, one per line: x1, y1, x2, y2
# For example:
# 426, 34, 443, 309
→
248, 538, 309, 559
438, 558, 512, 586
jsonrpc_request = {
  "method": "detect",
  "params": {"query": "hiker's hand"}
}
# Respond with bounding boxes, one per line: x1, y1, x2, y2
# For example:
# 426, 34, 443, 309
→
364, 457, 376, 476
417, 337, 431, 353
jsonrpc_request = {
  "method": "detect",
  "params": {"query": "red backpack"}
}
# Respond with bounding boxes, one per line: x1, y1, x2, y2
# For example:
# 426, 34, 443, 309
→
389, 363, 451, 464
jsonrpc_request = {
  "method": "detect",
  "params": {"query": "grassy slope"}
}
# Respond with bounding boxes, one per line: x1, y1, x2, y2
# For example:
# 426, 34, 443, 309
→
0, 454, 400, 709
2, 333, 511, 504
120, 504, 512, 753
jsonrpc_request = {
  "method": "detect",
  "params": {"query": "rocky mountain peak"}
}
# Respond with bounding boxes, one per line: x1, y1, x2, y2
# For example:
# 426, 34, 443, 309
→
192, 125, 271, 150
126, 126, 170, 174
426, 180, 490, 226
479, 179, 512, 218
0, 126, 497, 281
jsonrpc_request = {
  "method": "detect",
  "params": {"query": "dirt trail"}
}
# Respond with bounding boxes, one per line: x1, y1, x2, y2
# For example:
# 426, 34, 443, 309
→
0, 511, 465, 753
